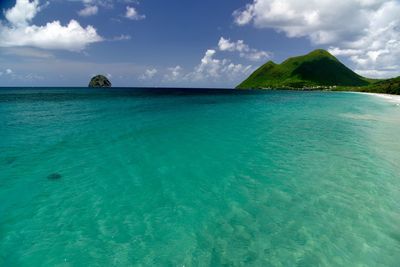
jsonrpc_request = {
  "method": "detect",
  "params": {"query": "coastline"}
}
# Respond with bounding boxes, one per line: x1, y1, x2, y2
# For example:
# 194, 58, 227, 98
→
350, 91, 400, 104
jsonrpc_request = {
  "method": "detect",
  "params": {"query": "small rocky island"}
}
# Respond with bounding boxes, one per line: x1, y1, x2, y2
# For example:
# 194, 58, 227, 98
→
88, 75, 112, 88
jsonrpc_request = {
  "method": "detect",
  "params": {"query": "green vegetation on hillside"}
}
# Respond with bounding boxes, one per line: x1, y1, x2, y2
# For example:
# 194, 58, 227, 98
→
335, 77, 400, 95
367, 77, 400, 94
237, 49, 369, 89
237, 49, 400, 95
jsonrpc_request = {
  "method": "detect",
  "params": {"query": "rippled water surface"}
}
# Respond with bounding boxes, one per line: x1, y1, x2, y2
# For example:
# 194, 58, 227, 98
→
1, 88, 400, 266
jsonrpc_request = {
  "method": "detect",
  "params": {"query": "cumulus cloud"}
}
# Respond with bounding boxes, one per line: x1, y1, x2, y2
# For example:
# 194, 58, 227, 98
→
140, 68, 158, 80
5, 0, 40, 27
24, 73, 45, 81
0, 68, 14, 77
136, 45, 254, 85
125, 6, 145, 20
233, 0, 375, 44
78, 5, 99, 17
194, 50, 221, 79
0, 20, 103, 51
233, 0, 400, 78
188, 49, 252, 81
218, 37, 271, 61
0, 0, 102, 51
164, 66, 183, 81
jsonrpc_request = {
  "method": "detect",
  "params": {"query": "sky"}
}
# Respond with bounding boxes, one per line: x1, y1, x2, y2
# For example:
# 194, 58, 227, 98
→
0, 0, 399, 87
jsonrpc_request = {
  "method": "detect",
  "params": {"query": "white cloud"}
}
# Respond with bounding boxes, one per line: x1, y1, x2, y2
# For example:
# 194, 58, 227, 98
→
0, 67, 46, 81
327, 47, 361, 57
1, 47, 54, 58
187, 49, 253, 81
233, 0, 375, 44
233, 0, 400, 78
0, 0, 102, 51
5, 0, 40, 27
245, 50, 271, 61
74, 0, 114, 9
158, 47, 253, 86
218, 37, 247, 52
24, 73, 44, 81
140, 68, 158, 80
142, 56, 252, 85
112, 34, 132, 41
0, 68, 15, 78
218, 37, 271, 61
0, 20, 103, 51
195, 49, 221, 78
125, 6, 145, 20
78, 5, 98, 17
232, 4, 254, 26
164, 66, 183, 81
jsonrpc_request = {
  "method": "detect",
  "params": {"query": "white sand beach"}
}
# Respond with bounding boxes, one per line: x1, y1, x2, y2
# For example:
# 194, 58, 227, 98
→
352, 92, 400, 105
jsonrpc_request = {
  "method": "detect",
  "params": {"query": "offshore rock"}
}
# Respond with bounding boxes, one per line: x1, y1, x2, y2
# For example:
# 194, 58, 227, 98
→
89, 75, 112, 88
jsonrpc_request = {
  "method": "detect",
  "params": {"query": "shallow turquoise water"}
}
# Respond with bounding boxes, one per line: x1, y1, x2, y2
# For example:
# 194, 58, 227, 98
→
1, 88, 400, 266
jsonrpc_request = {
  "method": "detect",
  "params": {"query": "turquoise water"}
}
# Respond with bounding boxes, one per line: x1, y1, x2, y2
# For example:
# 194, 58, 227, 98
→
1, 88, 400, 266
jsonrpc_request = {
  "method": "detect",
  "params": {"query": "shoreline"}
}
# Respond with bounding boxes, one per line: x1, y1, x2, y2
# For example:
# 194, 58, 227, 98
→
349, 91, 400, 104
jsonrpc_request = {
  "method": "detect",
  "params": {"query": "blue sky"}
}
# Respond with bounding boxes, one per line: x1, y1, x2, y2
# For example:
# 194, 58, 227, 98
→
0, 0, 399, 87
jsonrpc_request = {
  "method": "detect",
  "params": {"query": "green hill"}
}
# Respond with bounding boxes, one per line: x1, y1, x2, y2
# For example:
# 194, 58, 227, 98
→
237, 49, 369, 89
356, 76, 400, 95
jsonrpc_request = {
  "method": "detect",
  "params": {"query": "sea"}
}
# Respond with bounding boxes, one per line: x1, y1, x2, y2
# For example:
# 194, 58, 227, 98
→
1, 88, 399, 266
